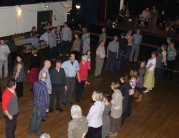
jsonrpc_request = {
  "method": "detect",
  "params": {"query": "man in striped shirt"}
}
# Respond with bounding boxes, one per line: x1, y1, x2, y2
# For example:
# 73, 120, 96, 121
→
56, 25, 62, 57
61, 22, 72, 56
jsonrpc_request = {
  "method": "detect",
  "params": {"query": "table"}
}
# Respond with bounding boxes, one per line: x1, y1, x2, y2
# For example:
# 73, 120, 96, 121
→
18, 38, 39, 46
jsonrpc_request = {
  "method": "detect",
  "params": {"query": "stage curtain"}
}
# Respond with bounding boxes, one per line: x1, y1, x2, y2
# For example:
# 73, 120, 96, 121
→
99, 0, 106, 23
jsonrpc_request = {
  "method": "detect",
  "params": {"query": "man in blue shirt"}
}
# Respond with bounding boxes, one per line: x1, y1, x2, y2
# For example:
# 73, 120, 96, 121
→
28, 71, 49, 135
61, 54, 79, 105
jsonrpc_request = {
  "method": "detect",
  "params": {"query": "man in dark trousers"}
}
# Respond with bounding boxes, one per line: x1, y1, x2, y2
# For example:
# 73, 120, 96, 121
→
104, 36, 119, 72
28, 71, 50, 135
2, 79, 19, 138
49, 60, 67, 112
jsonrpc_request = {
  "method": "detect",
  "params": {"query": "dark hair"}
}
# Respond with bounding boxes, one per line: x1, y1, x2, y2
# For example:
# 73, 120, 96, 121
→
157, 48, 163, 54
103, 91, 112, 102
86, 50, 91, 55
74, 33, 79, 37
99, 40, 104, 45
121, 74, 129, 84
151, 51, 157, 57
121, 32, 126, 37
50, 27, 55, 32
56, 60, 62, 64
64, 22, 68, 25
7, 78, 16, 88
16, 54, 23, 60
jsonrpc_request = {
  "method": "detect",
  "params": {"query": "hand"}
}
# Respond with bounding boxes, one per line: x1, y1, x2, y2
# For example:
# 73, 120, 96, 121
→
8, 114, 13, 120
27, 70, 30, 73
106, 55, 108, 58
64, 85, 67, 91
78, 79, 81, 83
4, 52, 7, 56
48, 91, 52, 94
46, 109, 49, 113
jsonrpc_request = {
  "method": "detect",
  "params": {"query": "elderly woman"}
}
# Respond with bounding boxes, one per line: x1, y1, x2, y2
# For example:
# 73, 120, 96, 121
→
76, 55, 88, 102
68, 105, 88, 138
13, 55, 25, 98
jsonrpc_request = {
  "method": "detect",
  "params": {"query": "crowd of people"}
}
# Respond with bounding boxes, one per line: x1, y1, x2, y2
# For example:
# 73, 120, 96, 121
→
0, 18, 177, 138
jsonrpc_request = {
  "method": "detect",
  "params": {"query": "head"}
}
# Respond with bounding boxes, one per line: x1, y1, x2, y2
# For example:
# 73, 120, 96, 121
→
50, 27, 56, 33
86, 50, 91, 56
47, 22, 51, 27
78, 23, 82, 28
121, 32, 126, 38
81, 55, 88, 63
7, 79, 16, 90
82, 28, 87, 33
64, 22, 68, 27
31, 48, 38, 55
0, 39, 5, 45
74, 33, 79, 39
128, 29, 132, 35
161, 44, 167, 51
16, 55, 23, 62
92, 90, 103, 102
136, 29, 140, 34
114, 35, 118, 41
102, 28, 106, 33
151, 51, 157, 58
40, 133, 51, 138
152, 6, 156, 10
130, 70, 138, 78
55, 60, 61, 70
44, 60, 51, 69
111, 82, 120, 90
40, 71, 47, 81
146, 7, 149, 12
162, 10, 165, 15
122, 5, 126, 10
99, 40, 105, 47
103, 91, 112, 102
31, 26, 36, 32
157, 48, 163, 55
86, 33, 90, 37
69, 54, 75, 62
56, 25, 61, 31
166, 37, 171, 44
140, 61, 146, 68
170, 42, 175, 49
120, 75, 129, 84
70, 105, 82, 119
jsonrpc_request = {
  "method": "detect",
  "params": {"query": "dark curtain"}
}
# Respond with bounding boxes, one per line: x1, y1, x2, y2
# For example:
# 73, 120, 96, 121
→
106, 0, 120, 21
99, 0, 107, 23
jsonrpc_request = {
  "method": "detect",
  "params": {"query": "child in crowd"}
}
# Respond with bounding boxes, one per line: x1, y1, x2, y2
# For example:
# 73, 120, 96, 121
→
109, 82, 123, 137
86, 91, 105, 138
102, 91, 112, 138
126, 70, 137, 116
135, 61, 146, 102
85, 50, 91, 85
120, 75, 130, 126
155, 48, 163, 86
143, 51, 157, 93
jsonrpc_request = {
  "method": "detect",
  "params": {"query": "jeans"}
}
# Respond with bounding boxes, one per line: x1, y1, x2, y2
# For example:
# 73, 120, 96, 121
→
56, 43, 62, 56
4, 113, 18, 138
50, 85, 62, 109
123, 46, 132, 65
62, 40, 69, 54
129, 45, 140, 62
72, 51, 80, 60
75, 79, 86, 100
29, 105, 46, 135
115, 50, 124, 70
48, 47, 56, 59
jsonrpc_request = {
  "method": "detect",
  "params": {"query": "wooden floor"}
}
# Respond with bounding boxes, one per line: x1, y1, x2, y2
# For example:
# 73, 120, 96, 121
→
0, 46, 179, 138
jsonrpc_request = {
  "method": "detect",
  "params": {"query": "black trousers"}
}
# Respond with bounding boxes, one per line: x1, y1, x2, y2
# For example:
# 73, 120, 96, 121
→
4, 113, 18, 138
104, 51, 116, 71
86, 126, 102, 138
166, 60, 176, 79
72, 51, 80, 61
50, 85, 62, 109
16, 82, 23, 98
126, 95, 134, 116
48, 47, 56, 59
62, 40, 69, 54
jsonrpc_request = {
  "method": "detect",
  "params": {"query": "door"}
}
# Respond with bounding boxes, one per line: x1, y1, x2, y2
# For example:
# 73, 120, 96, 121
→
37, 10, 53, 34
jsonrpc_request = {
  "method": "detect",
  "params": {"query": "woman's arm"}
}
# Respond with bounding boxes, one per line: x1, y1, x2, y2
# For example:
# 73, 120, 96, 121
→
146, 63, 153, 70
15, 64, 22, 80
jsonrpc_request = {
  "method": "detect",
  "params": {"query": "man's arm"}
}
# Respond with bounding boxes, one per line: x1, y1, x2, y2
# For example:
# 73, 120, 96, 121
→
2, 94, 13, 120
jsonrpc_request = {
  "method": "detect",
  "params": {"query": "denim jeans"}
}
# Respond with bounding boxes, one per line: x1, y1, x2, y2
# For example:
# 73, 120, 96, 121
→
75, 79, 86, 100
48, 47, 56, 59
28, 105, 46, 135
123, 46, 132, 65
115, 50, 124, 70
62, 40, 69, 54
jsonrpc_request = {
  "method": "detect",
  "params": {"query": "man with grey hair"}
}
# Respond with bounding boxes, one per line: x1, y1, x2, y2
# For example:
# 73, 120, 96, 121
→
29, 71, 50, 135
76, 55, 88, 102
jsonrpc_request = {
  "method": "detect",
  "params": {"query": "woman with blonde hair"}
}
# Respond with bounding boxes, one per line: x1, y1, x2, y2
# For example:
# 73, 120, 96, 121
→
109, 82, 123, 137
68, 105, 88, 138
86, 90, 105, 138
126, 70, 137, 116
28, 48, 41, 91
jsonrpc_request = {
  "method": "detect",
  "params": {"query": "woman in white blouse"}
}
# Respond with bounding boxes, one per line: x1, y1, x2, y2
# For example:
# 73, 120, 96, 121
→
143, 51, 157, 93
86, 90, 105, 138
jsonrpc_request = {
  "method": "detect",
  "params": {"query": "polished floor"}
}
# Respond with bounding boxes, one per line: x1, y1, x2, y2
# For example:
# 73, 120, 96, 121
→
0, 47, 179, 138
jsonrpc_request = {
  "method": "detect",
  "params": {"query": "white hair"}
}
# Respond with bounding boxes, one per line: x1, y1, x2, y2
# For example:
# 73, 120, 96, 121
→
40, 133, 51, 138
81, 55, 87, 60
71, 105, 82, 119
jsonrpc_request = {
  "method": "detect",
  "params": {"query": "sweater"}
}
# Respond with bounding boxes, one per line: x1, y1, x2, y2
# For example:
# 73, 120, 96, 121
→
48, 32, 56, 48
0, 45, 10, 60
2, 88, 19, 115
50, 68, 66, 85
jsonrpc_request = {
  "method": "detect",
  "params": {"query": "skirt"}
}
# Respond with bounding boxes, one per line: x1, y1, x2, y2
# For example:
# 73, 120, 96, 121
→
28, 68, 40, 84
110, 116, 122, 133
143, 69, 154, 89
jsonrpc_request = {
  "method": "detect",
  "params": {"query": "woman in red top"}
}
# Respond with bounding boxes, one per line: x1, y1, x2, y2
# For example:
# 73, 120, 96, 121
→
76, 55, 88, 102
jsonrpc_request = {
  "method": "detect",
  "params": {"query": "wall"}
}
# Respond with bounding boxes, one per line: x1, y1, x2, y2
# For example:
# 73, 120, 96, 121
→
0, 1, 72, 37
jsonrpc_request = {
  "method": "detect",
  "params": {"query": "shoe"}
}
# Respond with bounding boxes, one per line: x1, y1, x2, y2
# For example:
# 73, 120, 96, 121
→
41, 118, 45, 122
85, 81, 90, 85
76, 99, 80, 102
148, 88, 152, 91
62, 102, 67, 106
66, 54, 69, 56
56, 108, 64, 112
143, 90, 149, 93
49, 108, 53, 112
60, 54, 63, 56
